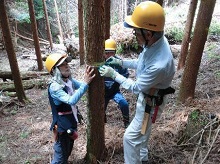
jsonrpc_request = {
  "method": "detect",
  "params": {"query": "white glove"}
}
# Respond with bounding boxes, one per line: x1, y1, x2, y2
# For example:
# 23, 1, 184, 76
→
99, 65, 116, 79
105, 56, 122, 66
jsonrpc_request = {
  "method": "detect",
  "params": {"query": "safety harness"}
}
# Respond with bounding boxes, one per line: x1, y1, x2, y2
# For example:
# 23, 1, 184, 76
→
145, 87, 175, 122
141, 87, 175, 134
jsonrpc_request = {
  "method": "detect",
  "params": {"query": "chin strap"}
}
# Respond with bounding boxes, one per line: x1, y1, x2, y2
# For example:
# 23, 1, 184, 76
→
140, 29, 155, 47
62, 76, 69, 81
140, 29, 148, 47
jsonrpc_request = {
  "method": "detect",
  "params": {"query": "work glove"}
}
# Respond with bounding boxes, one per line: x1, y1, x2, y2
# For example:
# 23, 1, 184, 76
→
105, 56, 122, 67
99, 65, 117, 79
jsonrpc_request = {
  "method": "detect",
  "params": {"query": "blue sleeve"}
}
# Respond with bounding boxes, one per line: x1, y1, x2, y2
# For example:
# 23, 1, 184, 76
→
49, 81, 88, 106
71, 78, 84, 89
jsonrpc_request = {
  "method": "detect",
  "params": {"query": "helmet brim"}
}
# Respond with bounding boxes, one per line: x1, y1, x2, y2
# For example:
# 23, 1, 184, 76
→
105, 48, 116, 51
105, 50, 116, 54
56, 56, 72, 67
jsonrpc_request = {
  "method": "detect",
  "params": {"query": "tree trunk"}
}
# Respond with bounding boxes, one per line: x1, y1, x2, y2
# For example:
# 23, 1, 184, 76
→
0, 0, 27, 103
54, 0, 63, 43
104, 0, 111, 39
42, 0, 53, 50
127, 0, 133, 15
28, 0, 43, 71
66, 1, 70, 33
78, 0, 85, 65
84, 0, 105, 163
178, 0, 216, 102
177, 0, 198, 70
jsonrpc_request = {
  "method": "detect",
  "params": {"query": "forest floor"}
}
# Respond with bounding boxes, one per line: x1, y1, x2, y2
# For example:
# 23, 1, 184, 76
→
0, 39, 220, 164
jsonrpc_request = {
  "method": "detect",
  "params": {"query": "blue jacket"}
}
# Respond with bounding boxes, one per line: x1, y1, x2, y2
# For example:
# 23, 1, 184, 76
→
104, 59, 129, 98
48, 78, 88, 132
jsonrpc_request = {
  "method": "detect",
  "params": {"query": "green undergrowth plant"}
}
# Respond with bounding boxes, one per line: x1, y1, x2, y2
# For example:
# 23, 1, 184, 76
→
116, 40, 140, 54
206, 44, 220, 59
209, 20, 220, 36
165, 26, 185, 44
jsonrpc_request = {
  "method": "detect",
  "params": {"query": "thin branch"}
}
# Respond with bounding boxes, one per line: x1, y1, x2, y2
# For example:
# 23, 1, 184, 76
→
201, 126, 220, 164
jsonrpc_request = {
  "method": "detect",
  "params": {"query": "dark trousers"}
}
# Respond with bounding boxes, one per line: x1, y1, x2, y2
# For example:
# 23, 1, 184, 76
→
51, 132, 74, 164
105, 92, 129, 122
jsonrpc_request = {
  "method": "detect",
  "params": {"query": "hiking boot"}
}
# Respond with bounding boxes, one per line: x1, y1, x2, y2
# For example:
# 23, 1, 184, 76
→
124, 121, 130, 128
123, 116, 130, 128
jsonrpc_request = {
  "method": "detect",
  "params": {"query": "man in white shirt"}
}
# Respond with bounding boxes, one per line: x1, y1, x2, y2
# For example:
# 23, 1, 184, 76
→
99, 1, 175, 163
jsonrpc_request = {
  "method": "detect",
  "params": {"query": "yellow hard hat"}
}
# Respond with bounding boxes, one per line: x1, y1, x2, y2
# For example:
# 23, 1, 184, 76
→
45, 53, 71, 73
105, 39, 116, 51
124, 1, 165, 31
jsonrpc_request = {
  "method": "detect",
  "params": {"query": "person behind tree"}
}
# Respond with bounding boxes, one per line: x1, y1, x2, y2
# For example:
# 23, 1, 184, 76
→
99, 1, 175, 163
104, 38, 130, 128
45, 53, 95, 164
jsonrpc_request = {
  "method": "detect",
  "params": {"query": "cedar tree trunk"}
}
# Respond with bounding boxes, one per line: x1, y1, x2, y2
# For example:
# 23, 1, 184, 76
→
178, 0, 216, 102
84, 0, 106, 163
0, 0, 27, 102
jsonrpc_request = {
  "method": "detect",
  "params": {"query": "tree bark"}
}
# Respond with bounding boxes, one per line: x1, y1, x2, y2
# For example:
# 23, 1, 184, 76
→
42, 0, 53, 50
104, 0, 111, 39
78, 0, 85, 65
84, 0, 105, 163
177, 0, 198, 70
28, 0, 44, 71
54, 0, 63, 43
178, 0, 216, 102
0, 0, 27, 103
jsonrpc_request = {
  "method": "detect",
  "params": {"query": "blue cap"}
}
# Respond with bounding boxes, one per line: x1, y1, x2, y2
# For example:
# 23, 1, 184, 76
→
123, 22, 134, 28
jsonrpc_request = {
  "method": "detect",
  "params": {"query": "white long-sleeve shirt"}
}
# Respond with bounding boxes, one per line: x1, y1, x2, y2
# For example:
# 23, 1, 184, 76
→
114, 36, 175, 95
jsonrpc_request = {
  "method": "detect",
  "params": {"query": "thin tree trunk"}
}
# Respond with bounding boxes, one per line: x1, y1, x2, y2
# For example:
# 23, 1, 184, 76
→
42, 0, 53, 50
78, 0, 85, 65
66, 1, 70, 33
127, 0, 131, 15
178, 0, 216, 102
124, 0, 127, 17
84, 0, 105, 163
177, 0, 198, 70
54, 0, 63, 43
28, 0, 43, 71
0, 0, 27, 103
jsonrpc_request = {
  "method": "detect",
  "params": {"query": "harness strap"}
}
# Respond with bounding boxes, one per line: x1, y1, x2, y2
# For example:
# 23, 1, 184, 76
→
58, 111, 73, 115
145, 88, 156, 107
145, 88, 158, 123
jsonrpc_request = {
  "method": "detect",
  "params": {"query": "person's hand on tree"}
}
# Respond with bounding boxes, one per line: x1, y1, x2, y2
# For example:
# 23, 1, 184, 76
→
83, 65, 95, 84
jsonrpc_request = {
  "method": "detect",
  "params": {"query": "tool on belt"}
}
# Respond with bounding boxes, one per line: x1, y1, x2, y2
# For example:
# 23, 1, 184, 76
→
141, 87, 175, 135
